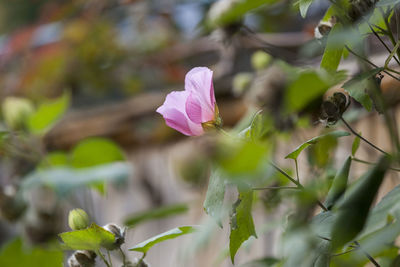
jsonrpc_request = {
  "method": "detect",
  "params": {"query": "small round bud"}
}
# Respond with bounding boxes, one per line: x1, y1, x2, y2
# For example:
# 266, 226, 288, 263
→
232, 73, 253, 96
2, 97, 34, 130
68, 209, 90, 230
68, 250, 96, 267
251, 51, 272, 71
102, 223, 126, 250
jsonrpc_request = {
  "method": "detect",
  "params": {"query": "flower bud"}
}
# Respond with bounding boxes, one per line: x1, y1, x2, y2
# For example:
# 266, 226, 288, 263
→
68, 250, 96, 267
68, 209, 89, 230
251, 51, 272, 71
102, 223, 126, 250
2, 97, 34, 130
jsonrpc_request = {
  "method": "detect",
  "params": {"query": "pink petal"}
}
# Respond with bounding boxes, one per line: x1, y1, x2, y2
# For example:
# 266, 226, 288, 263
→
163, 109, 196, 136
186, 93, 214, 123
185, 67, 215, 112
156, 91, 204, 136
185, 93, 202, 124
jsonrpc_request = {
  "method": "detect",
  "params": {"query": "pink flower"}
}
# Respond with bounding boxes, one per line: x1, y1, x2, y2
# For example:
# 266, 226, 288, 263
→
156, 67, 220, 136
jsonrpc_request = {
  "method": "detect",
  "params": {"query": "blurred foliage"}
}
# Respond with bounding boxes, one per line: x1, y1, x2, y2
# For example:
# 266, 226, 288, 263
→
0, 238, 63, 267
1, 0, 400, 266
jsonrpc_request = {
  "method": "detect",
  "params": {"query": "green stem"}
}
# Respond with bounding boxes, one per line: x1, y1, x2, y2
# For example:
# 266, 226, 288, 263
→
268, 161, 328, 211
294, 159, 300, 183
352, 157, 400, 171
119, 248, 127, 265
345, 45, 400, 82
341, 118, 389, 155
252, 186, 300, 190
368, 23, 400, 66
332, 248, 357, 257
107, 250, 113, 267
354, 241, 380, 267
96, 250, 111, 267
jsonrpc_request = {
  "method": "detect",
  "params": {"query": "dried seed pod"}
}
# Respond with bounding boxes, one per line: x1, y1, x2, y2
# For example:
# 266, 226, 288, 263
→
320, 92, 350, 125
68, 250, 96, 267
314, 17, 336, 39
102, 223, 126, 250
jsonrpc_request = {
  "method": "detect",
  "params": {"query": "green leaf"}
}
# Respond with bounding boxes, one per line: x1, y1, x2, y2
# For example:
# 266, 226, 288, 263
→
207, 0, 278, 28
28, 92, 70, 135
351, 221, 400, 263
284, 69, 346, 112
285, 131, 350, 160
351, 134, 361, 156
331, 156, 390, 249
298, 0, 314, 18
249, 111, 274, 141
124, 203, 188, 228
324, 156, 352, 210
70, 137, 125, 194
203, 169, 226, 228
129, 226, 196, 254
377, 0, 400, 6
0, 238, 63, 267
320, 24, 344, 72
342, 68, 383, 112
229, 189, 257, 264
219, 140, 269, 175
38, 152, 69, 169
59, 223, 115, 251
71, 137, 125, 168
22, 162, 131, 196
361, 183, 400, 237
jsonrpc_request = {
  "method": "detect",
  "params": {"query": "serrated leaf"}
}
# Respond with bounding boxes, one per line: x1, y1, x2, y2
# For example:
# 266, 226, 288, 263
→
299, 0, 314, 18
331, 156, 390, 249
204, 169, 226, 227
28, 92, 70, 135
129, 226, 196, 254
321, 24, 344, 72
59, 223, 115, 251
351, 134, 361, 156
0, 238, 63, 267
22, 162, 131, 196
229, 189, 257, 264
124, 203, 188, 228
342, 68, 383, 112
324, 156, 352, 210
285, 131, 350, 160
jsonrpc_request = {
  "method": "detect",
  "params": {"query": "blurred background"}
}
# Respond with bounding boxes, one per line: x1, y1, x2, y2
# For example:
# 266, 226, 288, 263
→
0, 0, 400, 266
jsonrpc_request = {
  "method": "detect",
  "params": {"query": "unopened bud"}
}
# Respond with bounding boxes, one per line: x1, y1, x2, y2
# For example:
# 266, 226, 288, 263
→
68, 250, 96, 267
102, 223, 126, 250
251, 51, 272, 71
68, 209, 89, 230
2, 97, 34, 130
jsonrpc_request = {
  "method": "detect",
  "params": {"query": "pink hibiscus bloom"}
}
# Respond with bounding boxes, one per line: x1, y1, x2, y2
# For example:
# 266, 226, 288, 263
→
156, 67, 220, 136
